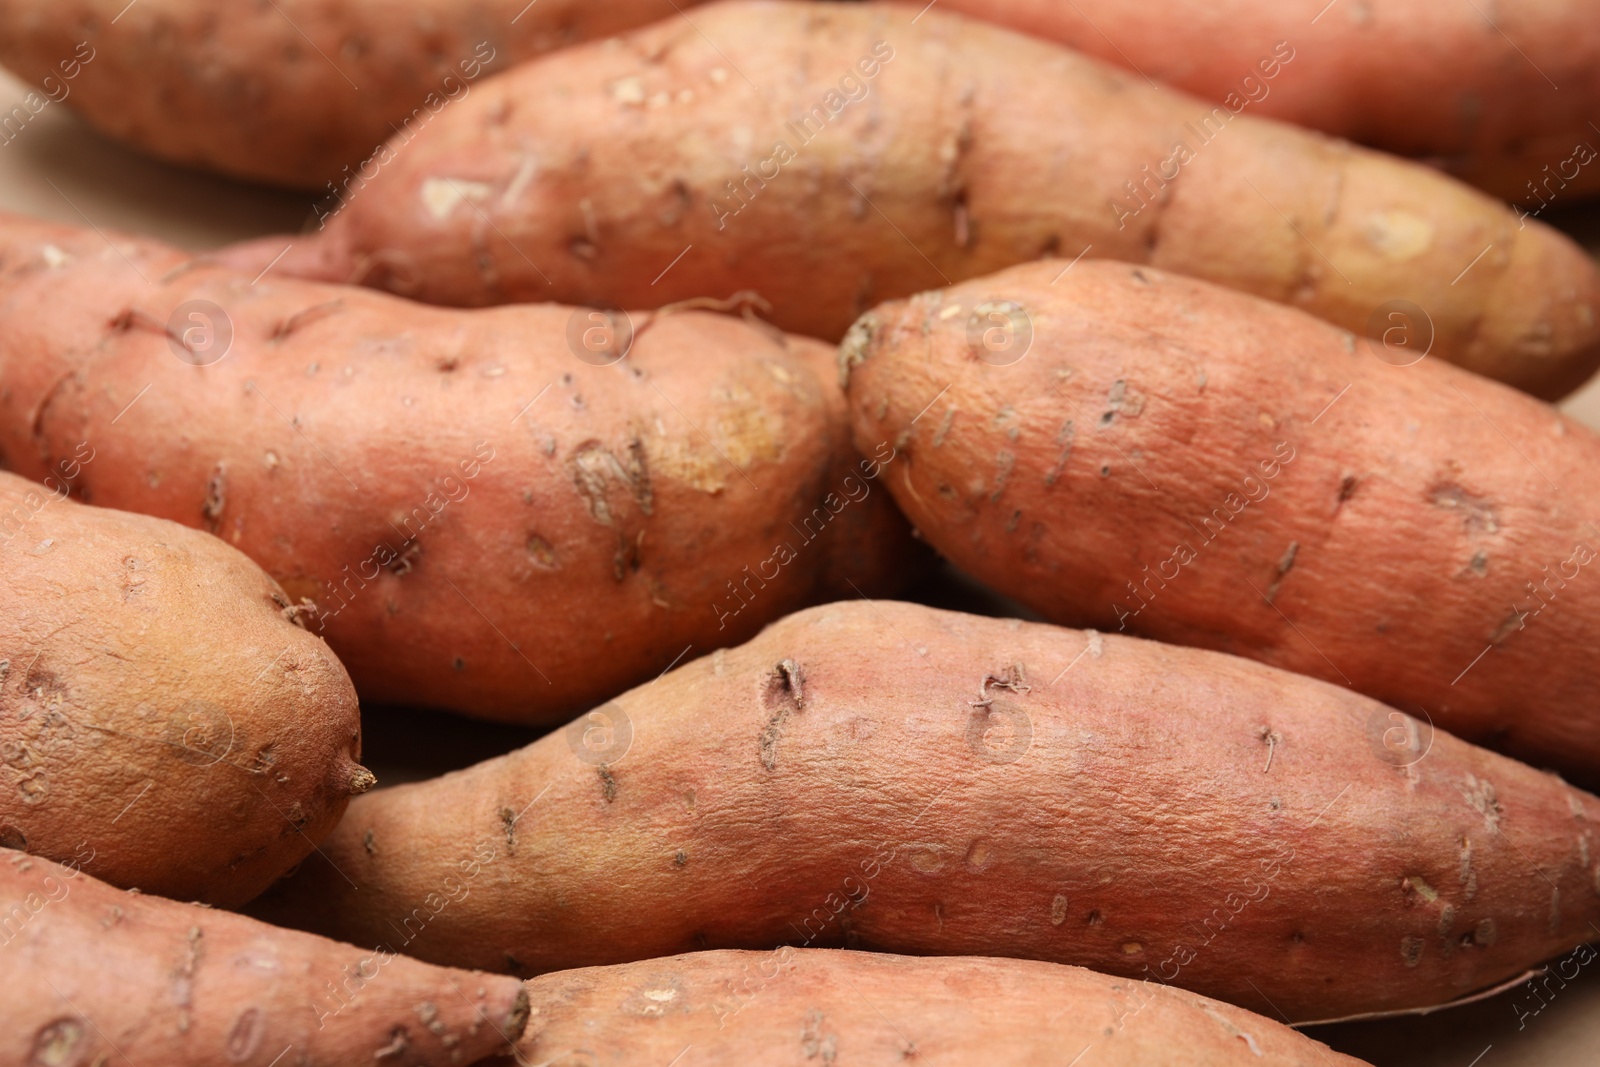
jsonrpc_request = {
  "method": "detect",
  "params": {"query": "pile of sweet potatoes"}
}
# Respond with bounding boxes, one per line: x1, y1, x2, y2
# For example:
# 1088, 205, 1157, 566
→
2, 1, 1600, 1063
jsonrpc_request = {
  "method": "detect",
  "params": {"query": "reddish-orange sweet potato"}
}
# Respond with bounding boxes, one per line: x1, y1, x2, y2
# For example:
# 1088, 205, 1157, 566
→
0, 0, 702, 188
217, 0, 1600, 399
929, 0, 1600, 202
0, 470, 366, 907
843, 259, 1600, 781
484, 949, 1369, 1066
252, 602, 1600, 1022
0, 211, 919, 724
0, 848, 527, 1066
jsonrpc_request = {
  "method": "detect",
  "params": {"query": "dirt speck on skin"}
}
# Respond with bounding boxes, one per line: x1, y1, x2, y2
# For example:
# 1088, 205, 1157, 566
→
499, 807, 516, 852
1459, 775, 1504, 829
1266, 542, 1299, 601
1401, 935, 1425, 967
362, 829, 377, 857
202, 464, 227, 531
801, 1008, 839, 1063
599, 765, 618, 803
1428, 482, 1499, 534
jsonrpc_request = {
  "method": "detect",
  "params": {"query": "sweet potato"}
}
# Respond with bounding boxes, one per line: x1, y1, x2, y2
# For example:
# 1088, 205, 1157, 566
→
216, 0, 1600, 399
0, 0, 701, 189
483, 949, 1368, 1066
842, 259, 1600, 782
0, 470, 365, 907
0, 211, 919, 724
0, 848, 527, 1066
928, 0, 1600, 203
249, 601, 1600, 1022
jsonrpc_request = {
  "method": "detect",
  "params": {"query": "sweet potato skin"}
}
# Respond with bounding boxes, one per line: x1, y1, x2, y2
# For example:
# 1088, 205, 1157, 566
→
482, 949, 1368, 1066
0, 213, 918, 724
222, 0, 1600, 399
0, 848, 527, 1066
251, 602, 1600, 1022
843, 260, 1600, 781
0, 0, 701, 189
0, 471, 364, 907
928, 0, 1600, 202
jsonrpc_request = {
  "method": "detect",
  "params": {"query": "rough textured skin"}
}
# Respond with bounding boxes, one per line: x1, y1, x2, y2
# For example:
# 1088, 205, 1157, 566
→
0, 0, 702, 189
843, 260, 1600, 782
0, 472, 365, 907
930, 0, 1600, 202
250, 603, 1600, 1022
215, 0, 1600, 399
0, 849, 528, 1066
0, 212, 920, 724
481, 950, 1370, 1066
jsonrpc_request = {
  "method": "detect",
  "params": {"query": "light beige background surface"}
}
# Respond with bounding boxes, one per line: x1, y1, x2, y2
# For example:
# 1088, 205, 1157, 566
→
4, 66, 1599, 1067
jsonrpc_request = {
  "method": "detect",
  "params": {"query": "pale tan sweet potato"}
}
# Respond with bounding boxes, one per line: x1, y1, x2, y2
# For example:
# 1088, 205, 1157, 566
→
482, 949, 1369, 1066
0, 211, 920, 724
928, 0, 1600, 203
843, 259, 1600, 782
0, 848, 528, 1066
217, 0, 1600, 399
0, 470, 365, 907
0, 0, 702, 188
251, 602, 1600, 1022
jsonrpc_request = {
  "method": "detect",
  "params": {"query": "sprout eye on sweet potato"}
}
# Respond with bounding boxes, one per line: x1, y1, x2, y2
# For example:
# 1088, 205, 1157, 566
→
0, 471, 365, 907
0, 212, 921, 725
251, 602, 1600, 1023
216, 0, 1600, 399
843, 259, 1600, 783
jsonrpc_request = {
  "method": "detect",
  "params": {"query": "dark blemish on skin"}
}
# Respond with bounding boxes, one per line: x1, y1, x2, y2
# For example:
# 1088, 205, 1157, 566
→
1086, 910, 1102, 926
526, 535, 558, 569
971, 664, 1029, 709
1338, 474, 1358, 506
759, 659, 805, 771
599, 765, 617, 803
452, 657, 466, 672
202, 464, 226, 532
1428, 482, 1499, 535
1100, 464, 1111, 477
269, 300, 343, 341
1489, 608, 1528, 645
674, 850, 688, 867
387, 542, 421, 576
435, 355, 460, 373
500, 807, 516, 852
1467, 550, 1488, 577
362, 830, 376, 857
1266, 542, 1299, 602
1259, 726, 1283, 772
1290, 931, 1305, 944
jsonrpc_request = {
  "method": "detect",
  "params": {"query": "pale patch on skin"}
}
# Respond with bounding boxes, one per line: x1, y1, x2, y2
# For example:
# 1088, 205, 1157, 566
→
419, 178, 493, 221
1364, 211, 1436, 261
